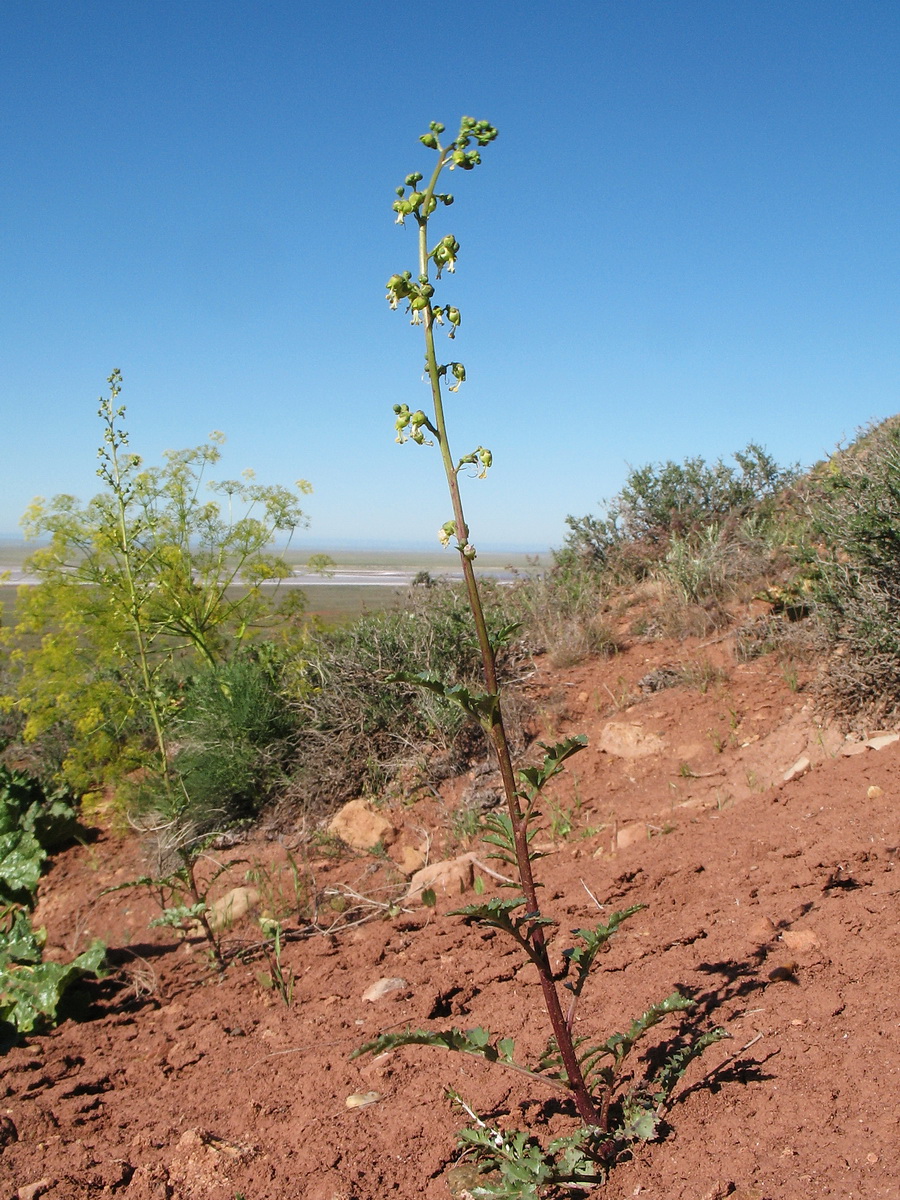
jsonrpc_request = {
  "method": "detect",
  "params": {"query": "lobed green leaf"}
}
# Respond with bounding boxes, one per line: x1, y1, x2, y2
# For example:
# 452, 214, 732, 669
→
651, 1025, 731, 1102
386, 671, 500, 728
352, 1025, 517, 1067
517, 736, 588, 801
561, 904, 646, 996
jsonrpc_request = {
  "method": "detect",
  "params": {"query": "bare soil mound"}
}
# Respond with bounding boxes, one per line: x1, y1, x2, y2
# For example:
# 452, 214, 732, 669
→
2, 636, 898, 1200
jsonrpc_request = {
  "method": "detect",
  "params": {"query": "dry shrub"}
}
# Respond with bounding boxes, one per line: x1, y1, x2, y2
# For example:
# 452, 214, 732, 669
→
735, 611, 820, 664
809, 418, 900, 728
279, 581, 530, 815
654, 595, 731, 640
674, 657, 728, 694
510, 567, 620, 667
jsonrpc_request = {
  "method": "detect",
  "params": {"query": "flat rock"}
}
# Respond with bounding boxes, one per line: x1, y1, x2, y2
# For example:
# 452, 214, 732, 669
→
361, 976, 407, 1002
389, 843, 427, 876
203, 886, 260, 932
781, 928, 821, 953
407, 853, 476, 902
598, 720, 665, 758
18, 1184, 53, 1200
328, 799, 395, 852
748, 916, 777, 943
782, 755, 811, 782
345, 1091, 381, 1109
614, 823, 648, 851
865, 732, 899, 750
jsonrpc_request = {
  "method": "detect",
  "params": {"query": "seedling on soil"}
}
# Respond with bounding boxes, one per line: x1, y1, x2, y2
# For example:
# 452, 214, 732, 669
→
103, 841, 243, 971
256, 916, 296, 1006
354, 118, 728, 1194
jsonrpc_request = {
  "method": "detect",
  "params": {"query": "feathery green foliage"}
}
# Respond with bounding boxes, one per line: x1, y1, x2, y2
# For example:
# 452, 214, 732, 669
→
4, 372, 310, 791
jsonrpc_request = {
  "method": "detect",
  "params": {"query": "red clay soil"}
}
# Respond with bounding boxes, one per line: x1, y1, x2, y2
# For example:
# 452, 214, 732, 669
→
2, 635, 899, 1200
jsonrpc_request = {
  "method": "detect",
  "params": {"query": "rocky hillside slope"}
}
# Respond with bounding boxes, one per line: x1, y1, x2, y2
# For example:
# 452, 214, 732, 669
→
2, 631, 898, 1200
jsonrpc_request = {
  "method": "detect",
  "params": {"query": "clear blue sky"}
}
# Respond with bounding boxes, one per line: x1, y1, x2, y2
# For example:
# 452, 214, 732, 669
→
2, 1, 898, 552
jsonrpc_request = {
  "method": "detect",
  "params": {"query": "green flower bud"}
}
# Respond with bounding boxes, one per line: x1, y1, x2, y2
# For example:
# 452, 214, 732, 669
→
447, 307, 461, 326
395, 186, 405, 197
405, 172, 423, 186
386, 274, 411, 308
462, 543, 477, 560
410, 410, 427, 425
408, 191, 424, 208
429, 122, 445, 134
419, 133, 438, 150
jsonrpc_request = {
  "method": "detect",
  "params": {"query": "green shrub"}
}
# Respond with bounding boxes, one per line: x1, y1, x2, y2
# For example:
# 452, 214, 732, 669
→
509, 564, 618, 667
130, 643, 300, 840
559, 444, 799, 572
166, 649, 298, 829
4, 376, 311, 794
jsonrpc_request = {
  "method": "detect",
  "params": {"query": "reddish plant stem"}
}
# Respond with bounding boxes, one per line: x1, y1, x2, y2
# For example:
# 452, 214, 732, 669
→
411, 142, 603, 1129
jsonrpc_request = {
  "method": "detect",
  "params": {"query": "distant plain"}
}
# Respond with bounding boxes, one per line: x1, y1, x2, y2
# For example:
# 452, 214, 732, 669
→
0, 542, 544, 626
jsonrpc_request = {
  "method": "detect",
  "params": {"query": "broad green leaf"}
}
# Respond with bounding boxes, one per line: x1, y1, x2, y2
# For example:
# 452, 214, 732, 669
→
450, 896, 555, 955
0, 939, 106, 1035
621, 1106, 659, 1142
0, 907, 44, 964
489, 622, 522, 652
497, 1037, 516, 1062
481, 811, 545, 867
353, 1025, 530, 1075
0, 830, 45, 902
